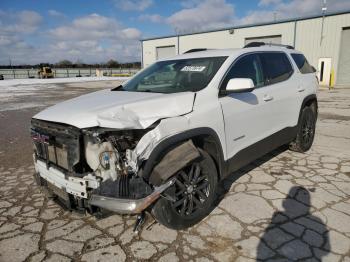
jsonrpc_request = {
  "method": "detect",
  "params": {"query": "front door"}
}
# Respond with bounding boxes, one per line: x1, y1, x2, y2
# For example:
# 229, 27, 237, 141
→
219, 53, 270, 160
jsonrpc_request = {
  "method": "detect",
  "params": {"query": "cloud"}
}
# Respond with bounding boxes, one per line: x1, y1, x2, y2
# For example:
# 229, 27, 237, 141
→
50, 13, 142, 40
0, 11, 142, 64
258, 0, 282, 7
47, 13, 142, 63
0, 10, 42, 64
48, 10, 65, 18
138, 14, 164, 23
167, 0, 235, 33
0, 10, 42, 34
180, 0, 202, 8
114, 0, 153, 11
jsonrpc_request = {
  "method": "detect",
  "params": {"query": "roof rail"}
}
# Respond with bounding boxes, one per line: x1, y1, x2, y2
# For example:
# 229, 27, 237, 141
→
244, 42, 294, 49
184, 48, 208, 53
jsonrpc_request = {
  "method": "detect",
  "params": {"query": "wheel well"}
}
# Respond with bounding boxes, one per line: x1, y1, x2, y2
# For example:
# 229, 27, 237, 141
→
192, 135, 224, 179
298, 95, 318, 124
141, 129, 225, 181
304, 97, 318, 115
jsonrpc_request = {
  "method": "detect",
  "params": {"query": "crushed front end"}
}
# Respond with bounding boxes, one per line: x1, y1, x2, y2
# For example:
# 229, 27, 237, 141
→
31, 119, 174, 214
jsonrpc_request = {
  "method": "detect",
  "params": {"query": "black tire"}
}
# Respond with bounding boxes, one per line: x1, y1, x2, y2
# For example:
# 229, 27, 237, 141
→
289, 106, 316, 152
152, 148, 218, 230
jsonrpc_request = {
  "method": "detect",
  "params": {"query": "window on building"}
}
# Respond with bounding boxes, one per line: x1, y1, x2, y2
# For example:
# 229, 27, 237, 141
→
291, 53, 315, 74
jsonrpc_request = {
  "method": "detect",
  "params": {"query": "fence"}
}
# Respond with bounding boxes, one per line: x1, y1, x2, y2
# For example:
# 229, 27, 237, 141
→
0, 68, 140, 80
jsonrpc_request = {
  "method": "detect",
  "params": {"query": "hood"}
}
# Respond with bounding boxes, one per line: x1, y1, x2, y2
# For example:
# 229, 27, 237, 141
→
33, 89, 195, 129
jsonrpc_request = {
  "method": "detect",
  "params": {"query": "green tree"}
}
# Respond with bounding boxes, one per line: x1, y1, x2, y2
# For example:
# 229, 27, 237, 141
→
106, 59, 119, 68
55, 60, 73, 68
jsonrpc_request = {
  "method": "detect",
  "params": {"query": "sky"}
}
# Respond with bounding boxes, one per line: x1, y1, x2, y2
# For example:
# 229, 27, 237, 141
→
1, 0, 350, 65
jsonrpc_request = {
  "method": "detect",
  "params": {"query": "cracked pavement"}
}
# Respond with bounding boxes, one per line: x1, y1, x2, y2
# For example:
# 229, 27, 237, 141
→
0, 83, 349, 261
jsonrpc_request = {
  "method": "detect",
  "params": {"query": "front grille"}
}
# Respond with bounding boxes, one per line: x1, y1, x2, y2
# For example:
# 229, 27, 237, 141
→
31, 119, 81, 172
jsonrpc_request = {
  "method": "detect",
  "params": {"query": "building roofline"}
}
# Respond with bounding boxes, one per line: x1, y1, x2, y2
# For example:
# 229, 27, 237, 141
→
141, 9, 350, 42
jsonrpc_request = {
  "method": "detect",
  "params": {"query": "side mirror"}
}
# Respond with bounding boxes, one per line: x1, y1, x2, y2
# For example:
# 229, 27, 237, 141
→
222, 78, 255, 94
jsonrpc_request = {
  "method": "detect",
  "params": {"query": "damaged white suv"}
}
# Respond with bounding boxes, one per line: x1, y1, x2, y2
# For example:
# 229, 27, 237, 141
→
31, 43, 318, 229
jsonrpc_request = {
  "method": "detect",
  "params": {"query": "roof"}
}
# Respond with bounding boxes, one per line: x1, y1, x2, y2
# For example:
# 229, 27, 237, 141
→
158, 46, 300, 61
141, 9, 350, 41
160, 48, 240, 61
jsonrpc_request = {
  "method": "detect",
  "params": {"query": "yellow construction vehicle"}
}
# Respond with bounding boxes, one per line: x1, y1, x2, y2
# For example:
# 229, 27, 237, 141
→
38, 66, 54, 79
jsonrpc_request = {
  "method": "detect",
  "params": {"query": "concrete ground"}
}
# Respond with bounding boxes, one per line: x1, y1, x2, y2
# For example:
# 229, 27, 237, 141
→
0, 81, 349, 262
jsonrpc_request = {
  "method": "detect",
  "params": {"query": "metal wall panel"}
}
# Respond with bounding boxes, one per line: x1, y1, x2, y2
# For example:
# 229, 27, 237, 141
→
156, 46, 176, 60
337, 28, 350, 86
142, 13, 350, 85
245, 35, 282, 45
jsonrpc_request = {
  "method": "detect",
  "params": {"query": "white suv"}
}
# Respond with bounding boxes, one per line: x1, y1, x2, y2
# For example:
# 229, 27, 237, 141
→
31, 43, 318, 229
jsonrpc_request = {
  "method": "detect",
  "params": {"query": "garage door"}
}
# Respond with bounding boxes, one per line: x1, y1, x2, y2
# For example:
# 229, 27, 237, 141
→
245, 35, 282, 45
156, 46, 176, 60
337, 28, 350, 86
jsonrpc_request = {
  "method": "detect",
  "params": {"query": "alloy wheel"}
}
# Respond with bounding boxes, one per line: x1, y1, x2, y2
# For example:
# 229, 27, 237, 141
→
171, 162, 210, 217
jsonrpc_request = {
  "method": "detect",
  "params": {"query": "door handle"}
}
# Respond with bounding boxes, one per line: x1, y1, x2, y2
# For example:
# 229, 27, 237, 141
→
263, 94, 274, 102
297, 86, 305, 92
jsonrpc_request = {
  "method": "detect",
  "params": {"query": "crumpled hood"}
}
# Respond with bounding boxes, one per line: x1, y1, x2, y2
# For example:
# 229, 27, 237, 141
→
33, 89, 195, 129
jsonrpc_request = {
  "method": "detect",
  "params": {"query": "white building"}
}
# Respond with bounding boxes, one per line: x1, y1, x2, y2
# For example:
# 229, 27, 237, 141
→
141, 10, 350, 87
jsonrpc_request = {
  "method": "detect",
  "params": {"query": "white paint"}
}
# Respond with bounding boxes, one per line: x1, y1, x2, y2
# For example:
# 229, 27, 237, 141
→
226, 78, 254, 92
33, 89, 196, 129
33, 46, 318, 171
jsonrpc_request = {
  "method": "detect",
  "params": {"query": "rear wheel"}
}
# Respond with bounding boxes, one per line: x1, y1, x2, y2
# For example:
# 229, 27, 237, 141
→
289, 106, 316, 152
152, 149, 218, 229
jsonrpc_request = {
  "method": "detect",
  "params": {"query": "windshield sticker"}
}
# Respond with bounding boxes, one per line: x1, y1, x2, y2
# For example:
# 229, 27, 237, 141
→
181, 66, 206, 72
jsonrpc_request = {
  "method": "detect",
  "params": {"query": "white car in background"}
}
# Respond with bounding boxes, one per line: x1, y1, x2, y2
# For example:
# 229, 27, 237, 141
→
31, 42, 318, 230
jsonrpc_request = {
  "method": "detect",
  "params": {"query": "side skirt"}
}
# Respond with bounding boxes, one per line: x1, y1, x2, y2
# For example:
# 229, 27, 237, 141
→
223, 126, 298, 178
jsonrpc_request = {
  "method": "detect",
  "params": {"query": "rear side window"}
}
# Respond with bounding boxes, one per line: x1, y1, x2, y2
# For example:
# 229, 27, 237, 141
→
291, 53, 315, 74
260, 52, 293, 85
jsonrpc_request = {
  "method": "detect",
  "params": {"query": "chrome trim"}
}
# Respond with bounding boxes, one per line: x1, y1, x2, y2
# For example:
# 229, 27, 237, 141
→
89, 178, 175, 214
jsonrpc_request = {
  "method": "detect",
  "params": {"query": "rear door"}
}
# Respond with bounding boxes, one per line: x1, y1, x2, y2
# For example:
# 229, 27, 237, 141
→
259, 52, 298, 131
219, 51, 297, 160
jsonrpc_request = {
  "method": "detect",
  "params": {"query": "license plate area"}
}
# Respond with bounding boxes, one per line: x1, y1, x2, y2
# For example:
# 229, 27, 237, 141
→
47, 182, 70, 202
34, 159, 88, 199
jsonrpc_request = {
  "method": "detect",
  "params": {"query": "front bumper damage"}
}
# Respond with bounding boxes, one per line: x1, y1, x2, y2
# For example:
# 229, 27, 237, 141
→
89, 179, 175, 214
31, 115, 199, 217
34, 159, 175, 214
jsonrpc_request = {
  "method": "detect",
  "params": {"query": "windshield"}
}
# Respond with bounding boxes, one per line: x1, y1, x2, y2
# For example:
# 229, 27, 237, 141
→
119, 56, 227, 93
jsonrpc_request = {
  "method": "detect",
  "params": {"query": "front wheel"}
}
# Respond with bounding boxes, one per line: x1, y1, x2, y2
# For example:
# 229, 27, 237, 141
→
152, 149, 218, 230
289, 106, 316, 152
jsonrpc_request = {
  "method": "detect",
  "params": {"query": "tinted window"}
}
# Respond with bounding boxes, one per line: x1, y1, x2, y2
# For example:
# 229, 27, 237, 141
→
222, 54, 264, 89
260, 52, 293, 85
291, 53, 315, 74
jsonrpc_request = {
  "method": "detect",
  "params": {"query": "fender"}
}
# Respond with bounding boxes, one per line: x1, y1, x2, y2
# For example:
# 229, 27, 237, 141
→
298, 94, 318, 123
141, 127, 225, 181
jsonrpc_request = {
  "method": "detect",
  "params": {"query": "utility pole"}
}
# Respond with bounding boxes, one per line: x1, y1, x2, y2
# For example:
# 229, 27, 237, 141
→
320, 0, 327, 45
273, 12, 277, 22
175, 27, 180, 55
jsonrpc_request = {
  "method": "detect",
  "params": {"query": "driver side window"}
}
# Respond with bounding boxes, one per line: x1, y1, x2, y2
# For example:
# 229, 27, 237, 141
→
222, 54, 264, 89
